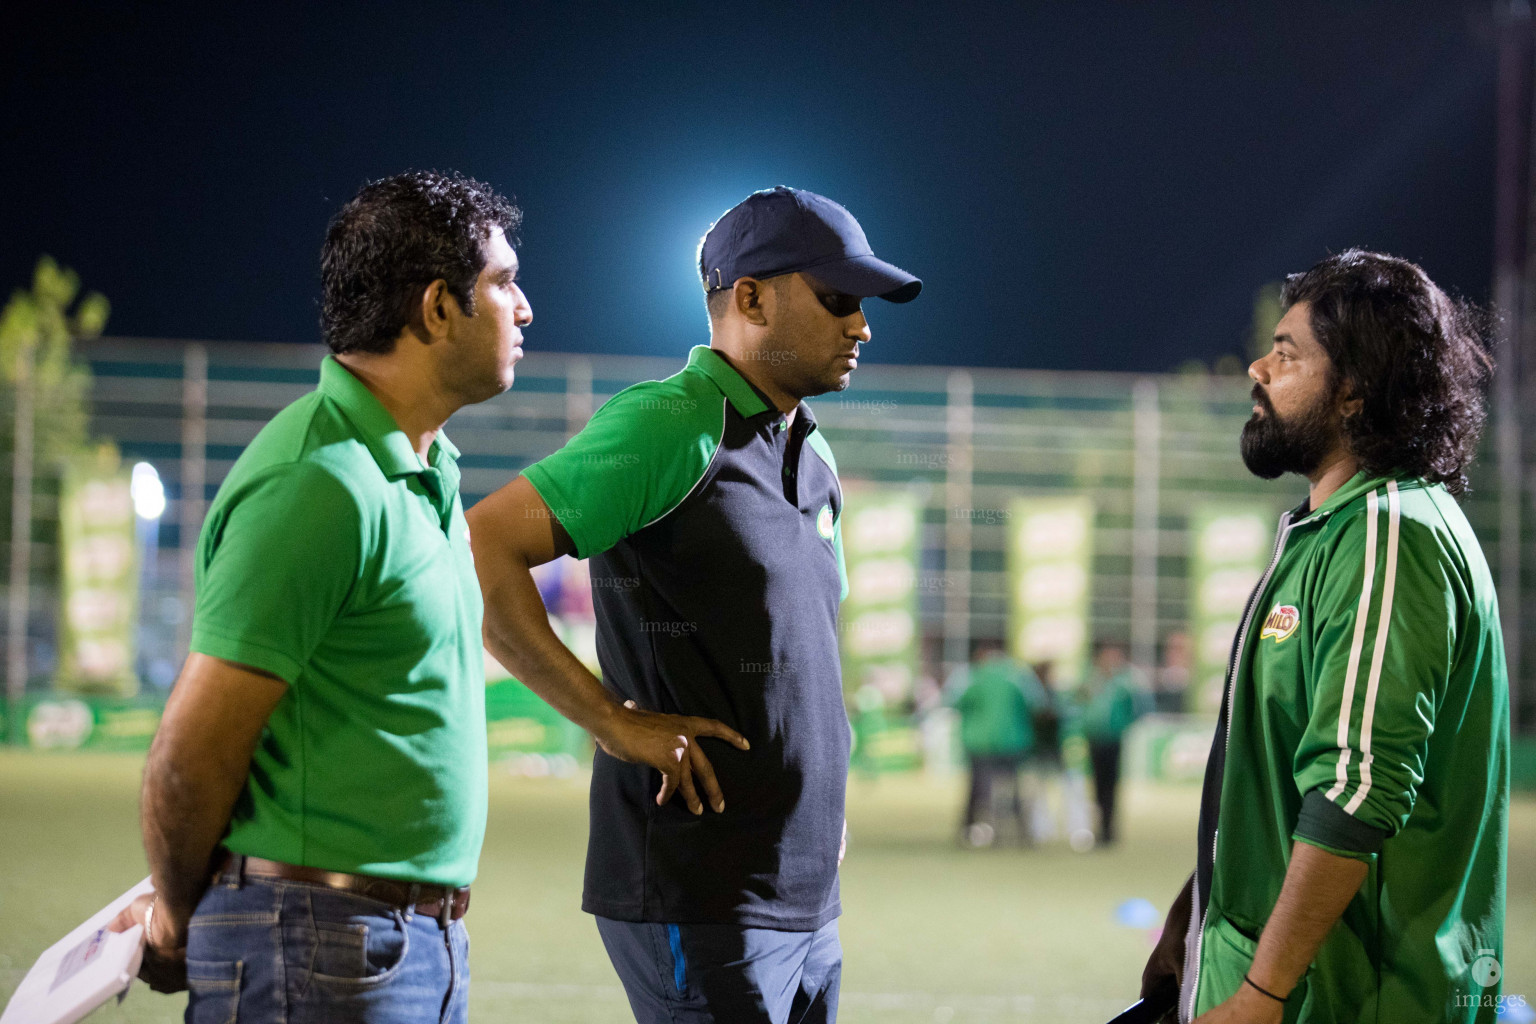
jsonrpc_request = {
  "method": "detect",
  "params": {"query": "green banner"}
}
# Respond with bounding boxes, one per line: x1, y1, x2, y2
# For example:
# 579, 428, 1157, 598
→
484, 678, 587, 757
1122, 715, 1218, 783
55, 453, 139, 696
839, 487, 922, 773
1007, 496, 1094, 687
840, 488, 921, 705
5, 679, 590, 759
12, 694, 161, 751
1188, 505, 1273, 712
483, 645, 589, 772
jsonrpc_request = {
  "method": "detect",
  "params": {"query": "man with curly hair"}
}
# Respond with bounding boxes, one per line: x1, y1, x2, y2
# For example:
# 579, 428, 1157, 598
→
108, 170, 732, 1024
1139, 250, 1509, 1023
107, 170, 532, 1022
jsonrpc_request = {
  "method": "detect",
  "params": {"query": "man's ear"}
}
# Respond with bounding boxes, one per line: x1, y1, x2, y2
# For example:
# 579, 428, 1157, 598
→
733, 278, 769, 327
414, 279, 454, 345
1336, 380, 1363, 420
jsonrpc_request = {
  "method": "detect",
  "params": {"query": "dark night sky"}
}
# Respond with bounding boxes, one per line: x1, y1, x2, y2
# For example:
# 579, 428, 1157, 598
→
0, 2, 1503, 372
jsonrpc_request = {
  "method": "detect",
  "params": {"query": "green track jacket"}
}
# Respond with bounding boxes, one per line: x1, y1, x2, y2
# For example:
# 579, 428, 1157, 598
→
1181, 472, 1509, 1023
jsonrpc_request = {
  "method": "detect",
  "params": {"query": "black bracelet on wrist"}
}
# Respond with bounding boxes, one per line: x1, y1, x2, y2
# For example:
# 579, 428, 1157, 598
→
1243, 973, 1288, 1003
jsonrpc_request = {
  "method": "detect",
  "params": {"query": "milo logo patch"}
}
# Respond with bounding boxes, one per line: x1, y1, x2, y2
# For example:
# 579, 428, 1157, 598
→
1260, 604, 1299, 643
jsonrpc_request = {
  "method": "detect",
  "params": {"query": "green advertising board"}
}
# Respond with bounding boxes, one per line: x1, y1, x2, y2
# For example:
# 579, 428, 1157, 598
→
55, 453, 140, 696
7, 675, 591, 761
8, 694, 162, 751
1007, 496, 1094, 687
1122, 714, 1218, 783
840, 487, 922, 772
1188, 505, 1273, 712
483, 644, 590, 772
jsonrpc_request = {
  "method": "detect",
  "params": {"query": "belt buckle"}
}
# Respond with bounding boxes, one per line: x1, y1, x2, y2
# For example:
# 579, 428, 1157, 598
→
437, 889, 452, 928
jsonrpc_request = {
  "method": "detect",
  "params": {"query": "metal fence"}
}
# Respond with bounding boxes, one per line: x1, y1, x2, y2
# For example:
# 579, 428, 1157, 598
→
5, 336, 1533, 732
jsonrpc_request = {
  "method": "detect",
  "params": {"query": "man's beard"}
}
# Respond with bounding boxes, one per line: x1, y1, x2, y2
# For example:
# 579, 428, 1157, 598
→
1240, 384, 1341, 479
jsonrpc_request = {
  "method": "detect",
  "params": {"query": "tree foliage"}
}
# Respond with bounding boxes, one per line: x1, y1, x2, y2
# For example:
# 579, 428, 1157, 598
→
0, 257, 107, 466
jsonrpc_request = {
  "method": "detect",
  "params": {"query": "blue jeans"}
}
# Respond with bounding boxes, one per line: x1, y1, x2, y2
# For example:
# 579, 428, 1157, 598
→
184, 865, 470, 1024
595, 917, 841, 1024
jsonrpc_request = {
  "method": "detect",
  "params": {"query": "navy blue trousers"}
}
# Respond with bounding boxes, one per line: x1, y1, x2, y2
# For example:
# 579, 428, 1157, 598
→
595, 917, 842, 1024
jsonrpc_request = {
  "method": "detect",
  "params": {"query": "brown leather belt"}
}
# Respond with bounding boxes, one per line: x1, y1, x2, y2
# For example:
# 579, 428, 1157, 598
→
216, 853, 471, 926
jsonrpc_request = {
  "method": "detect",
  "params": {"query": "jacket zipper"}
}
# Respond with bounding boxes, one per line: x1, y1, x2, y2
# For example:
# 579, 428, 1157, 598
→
1183, 510, 1297, 1023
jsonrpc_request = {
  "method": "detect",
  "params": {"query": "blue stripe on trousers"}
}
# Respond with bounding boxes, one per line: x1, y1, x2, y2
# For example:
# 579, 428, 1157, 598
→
667, 923, 688, 996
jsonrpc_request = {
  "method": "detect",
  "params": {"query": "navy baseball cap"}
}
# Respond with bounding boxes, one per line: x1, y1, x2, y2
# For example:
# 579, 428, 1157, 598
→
700, 186, 921, 303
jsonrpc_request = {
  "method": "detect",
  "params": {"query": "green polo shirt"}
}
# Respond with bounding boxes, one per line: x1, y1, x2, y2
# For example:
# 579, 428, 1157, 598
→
190, 356, 487, 888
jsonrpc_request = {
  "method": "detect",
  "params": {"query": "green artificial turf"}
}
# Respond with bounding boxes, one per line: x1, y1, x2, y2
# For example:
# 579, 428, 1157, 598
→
1, 751, 1531, 1023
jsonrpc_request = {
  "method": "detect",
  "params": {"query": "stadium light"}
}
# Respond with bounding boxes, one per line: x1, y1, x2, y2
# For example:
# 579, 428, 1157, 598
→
130, 462, 165, 520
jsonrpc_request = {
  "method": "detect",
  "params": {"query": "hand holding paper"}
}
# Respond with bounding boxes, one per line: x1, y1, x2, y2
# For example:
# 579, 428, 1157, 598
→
107, 891, 187, 994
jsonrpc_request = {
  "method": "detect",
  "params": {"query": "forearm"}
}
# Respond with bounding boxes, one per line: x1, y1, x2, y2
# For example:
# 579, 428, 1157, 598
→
140, 740, 249, 924
481, 553, 622, 736
1248, 840, 1369, 995
139, 653, 288, 935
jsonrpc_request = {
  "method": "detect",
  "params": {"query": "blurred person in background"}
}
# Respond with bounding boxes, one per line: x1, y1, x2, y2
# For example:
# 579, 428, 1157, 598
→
1141, 251, 1507, 1023
1153, 631, 1193, 714
1077, 641, 1150, 846
1027, 660, 1063, 775
466, 186, 920, 1024
1022, 659, 1090, 846
108, 171, 533, 1022
944, 640, 1040, 847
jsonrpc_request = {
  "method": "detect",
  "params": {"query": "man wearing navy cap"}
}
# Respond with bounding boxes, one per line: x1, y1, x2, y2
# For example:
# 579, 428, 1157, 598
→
467, 186, 920, 1023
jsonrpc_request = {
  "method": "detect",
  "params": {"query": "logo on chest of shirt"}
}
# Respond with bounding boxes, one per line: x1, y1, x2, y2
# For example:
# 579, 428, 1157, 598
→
1260, 603, 1300, 643
816, 505, 835, 541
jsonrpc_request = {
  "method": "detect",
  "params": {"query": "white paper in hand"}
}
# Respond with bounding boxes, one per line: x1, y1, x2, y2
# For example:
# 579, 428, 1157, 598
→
1, 876, 154, 1024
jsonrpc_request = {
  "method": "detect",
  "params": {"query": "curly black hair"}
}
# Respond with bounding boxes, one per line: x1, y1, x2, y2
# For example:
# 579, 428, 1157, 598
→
1281, 249, 1493, 496
320, 170, 522, 355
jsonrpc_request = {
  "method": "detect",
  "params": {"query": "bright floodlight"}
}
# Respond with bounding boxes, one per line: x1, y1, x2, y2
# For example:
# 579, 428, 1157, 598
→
131, 462, 166, 520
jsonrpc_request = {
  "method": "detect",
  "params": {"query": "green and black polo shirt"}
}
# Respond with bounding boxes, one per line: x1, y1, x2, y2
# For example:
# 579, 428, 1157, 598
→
523, 344, 849, 930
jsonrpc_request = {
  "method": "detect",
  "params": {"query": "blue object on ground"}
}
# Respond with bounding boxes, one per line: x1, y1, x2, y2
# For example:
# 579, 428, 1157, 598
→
1115, 898, 1161, 929
1499, 996, 1535, 1023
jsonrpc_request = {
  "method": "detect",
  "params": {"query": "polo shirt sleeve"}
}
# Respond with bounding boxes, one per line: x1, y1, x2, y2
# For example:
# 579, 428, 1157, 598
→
1291, 490, 1456, 857
190, 461, 364, 684
520, 382, 721, 559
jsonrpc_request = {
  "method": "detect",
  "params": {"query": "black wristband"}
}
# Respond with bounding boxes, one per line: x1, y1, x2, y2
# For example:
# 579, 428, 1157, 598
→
1243, 973, 1288, 1003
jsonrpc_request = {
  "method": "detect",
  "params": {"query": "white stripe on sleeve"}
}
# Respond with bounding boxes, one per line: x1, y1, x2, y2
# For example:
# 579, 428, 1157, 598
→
1326, 488, 1379, 803
1345, 480, 1401, 816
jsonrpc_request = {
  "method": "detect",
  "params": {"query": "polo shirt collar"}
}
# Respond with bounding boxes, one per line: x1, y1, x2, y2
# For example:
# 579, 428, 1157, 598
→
688, 345, 771, 418
687, 345, 819, 433
319, 356, 458, 480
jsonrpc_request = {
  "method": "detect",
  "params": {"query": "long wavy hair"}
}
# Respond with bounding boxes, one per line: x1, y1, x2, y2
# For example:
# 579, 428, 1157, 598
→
1281, 250, 1493, 496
